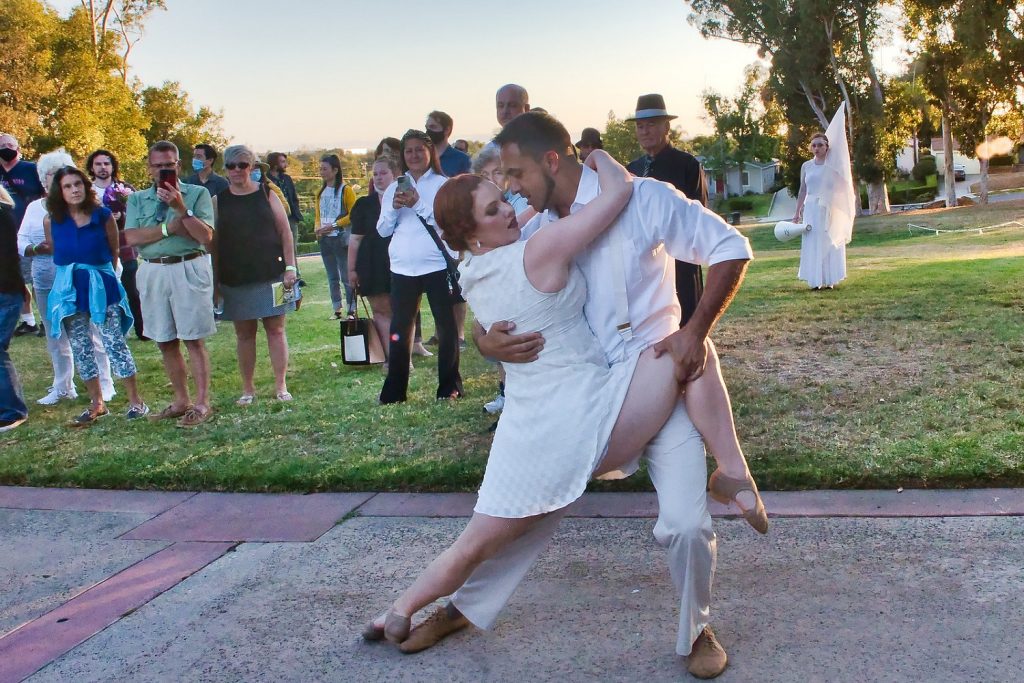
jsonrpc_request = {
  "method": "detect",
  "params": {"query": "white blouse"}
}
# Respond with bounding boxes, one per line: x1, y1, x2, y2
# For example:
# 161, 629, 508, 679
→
376, 168, 455, 276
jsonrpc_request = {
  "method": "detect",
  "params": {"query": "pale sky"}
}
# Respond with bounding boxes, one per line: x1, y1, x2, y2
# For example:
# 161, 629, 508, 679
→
51, 0, 767, 151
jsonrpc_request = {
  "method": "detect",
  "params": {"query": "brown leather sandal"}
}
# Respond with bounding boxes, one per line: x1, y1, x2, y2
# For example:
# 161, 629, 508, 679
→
708, 469, 769, 534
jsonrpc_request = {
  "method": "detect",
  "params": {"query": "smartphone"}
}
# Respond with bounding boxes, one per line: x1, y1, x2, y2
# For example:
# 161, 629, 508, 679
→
395, 175, 413, 193
158, 168, 178, 191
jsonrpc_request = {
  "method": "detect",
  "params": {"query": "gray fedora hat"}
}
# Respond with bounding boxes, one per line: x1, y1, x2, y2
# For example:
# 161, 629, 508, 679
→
625, 93, 678, 122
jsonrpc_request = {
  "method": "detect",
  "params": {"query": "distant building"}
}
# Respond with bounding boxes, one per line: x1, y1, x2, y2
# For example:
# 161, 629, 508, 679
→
895, 138, 980, 176
700, 158, 780, 198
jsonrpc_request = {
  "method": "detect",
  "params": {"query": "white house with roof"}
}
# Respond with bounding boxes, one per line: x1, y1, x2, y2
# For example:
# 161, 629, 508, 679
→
700, 158, 780, 197
896, 137, 981, 175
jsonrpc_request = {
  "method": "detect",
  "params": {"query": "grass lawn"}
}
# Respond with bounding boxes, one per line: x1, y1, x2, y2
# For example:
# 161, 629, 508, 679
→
716, 192, 774, 218
2, 200, 1022, 492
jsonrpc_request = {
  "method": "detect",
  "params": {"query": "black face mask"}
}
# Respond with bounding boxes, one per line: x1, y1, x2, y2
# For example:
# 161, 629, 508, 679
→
0, 148, 17, 163
426, 129, 445, 145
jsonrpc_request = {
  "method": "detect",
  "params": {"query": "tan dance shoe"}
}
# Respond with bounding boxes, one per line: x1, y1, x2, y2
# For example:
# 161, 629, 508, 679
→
708, 468, 769, 534
687, 626, 728, 679
398, 603, 470, 654
384, 610, 411, 644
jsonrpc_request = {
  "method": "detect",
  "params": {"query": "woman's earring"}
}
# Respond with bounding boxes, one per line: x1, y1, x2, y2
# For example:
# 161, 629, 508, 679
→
476, 240, 481, 249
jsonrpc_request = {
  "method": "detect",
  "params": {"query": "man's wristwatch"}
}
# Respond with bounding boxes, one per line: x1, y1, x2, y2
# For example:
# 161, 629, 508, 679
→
185, 209, 194, 218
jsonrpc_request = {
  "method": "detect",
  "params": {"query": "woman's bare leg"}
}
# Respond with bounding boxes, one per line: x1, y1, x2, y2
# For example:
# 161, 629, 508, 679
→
371, 512, 546, 637
683, 339, 757, 510
594, 348, 680, 477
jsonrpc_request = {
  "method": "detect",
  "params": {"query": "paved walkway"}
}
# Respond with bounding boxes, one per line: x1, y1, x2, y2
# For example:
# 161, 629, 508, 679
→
1, 487, 1022, 682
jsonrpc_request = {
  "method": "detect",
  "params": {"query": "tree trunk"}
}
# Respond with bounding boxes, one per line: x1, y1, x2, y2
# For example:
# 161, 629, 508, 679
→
979, 156, 989, 204
942, 111, 956, 207
866, 180, 890, 214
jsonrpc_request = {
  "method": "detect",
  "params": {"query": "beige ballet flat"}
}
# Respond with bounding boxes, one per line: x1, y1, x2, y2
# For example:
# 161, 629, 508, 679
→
708, 469, 769, 534
384, 610, 411, 644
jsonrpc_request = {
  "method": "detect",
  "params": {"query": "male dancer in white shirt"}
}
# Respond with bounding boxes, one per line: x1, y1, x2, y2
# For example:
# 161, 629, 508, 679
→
401, 112, 752, 679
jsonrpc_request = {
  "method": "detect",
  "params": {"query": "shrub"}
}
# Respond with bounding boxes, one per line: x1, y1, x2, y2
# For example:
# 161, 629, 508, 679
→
912, 154, 937, 182
990, 154, 1014, 167
728, 197, 754, 211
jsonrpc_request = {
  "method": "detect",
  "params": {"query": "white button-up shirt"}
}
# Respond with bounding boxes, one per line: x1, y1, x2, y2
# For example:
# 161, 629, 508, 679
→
522, 165, 752, 363
376, 168, 455, 276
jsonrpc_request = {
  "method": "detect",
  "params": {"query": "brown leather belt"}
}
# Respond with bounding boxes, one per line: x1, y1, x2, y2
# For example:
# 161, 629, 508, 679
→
143, 251, 204, 265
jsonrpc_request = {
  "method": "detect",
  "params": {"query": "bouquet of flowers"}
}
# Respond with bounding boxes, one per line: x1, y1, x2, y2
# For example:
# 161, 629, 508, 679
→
102, 181, 134, 214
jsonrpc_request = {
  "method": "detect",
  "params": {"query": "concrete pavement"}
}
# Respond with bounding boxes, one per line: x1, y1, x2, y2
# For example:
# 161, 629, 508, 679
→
1, 487, 1022, 682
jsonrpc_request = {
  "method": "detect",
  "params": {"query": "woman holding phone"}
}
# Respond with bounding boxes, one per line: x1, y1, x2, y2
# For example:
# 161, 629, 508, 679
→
375, 129, 462, 404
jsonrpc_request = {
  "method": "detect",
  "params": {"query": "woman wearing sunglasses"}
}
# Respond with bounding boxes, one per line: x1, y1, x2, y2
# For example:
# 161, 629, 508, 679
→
213, 145, 298, 405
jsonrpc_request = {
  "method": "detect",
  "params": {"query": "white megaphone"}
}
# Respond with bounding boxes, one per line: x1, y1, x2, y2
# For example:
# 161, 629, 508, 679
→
774, 221, 812, 242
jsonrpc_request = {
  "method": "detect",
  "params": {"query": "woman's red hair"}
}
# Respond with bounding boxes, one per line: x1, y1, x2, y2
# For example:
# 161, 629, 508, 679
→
433, 174, 484, 251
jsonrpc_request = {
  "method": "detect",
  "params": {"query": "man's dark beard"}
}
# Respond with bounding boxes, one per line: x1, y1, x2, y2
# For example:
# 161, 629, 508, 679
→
538, 170, 557, 213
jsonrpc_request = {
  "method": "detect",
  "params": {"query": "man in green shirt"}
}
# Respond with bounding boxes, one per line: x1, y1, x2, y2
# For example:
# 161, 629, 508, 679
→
125, 141, 216, 427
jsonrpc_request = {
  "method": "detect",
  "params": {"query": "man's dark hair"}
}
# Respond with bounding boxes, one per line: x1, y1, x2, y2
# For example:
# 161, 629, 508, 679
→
493, 111, 574, 161
148, 140, 179, 161
86, 149, 119, 180
267, 152, 286, 170
193, 143, 217, 162
428, 110, 454, 134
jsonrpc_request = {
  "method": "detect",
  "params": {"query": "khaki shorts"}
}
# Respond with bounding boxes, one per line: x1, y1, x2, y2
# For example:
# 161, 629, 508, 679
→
137, 257, 216, 342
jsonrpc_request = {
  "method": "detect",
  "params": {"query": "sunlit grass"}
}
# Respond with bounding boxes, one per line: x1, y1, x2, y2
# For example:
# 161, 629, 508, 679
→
2, 201, 1022, 491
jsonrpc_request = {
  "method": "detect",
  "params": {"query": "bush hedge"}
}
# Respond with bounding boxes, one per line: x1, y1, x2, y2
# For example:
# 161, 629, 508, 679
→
912, 154, 937, 182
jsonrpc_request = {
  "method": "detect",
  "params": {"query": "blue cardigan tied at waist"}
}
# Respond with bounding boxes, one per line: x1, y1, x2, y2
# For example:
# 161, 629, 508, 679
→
47, 262, 133, 339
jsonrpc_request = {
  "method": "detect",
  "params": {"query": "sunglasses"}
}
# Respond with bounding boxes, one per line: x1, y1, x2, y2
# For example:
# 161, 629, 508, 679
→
225, 162, 251, 170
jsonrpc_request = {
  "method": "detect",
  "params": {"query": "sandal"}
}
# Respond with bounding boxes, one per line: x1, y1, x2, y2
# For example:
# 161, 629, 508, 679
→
176, 406, 213, 428
236, 394, 255, 407
708, 468, 769, 534
384, 610, 411, 644
148, 404, 190, 422
276, 391, 293, 402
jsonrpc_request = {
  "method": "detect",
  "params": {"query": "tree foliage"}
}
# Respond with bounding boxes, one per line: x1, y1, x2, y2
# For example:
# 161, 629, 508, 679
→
905, 0, 1024, 204
0, 0, 222, 186
688, 0, 919, 212
702, 63, 785, 181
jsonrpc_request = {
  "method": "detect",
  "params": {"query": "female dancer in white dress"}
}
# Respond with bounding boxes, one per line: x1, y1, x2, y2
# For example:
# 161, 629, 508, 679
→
364, 150, 763, 644
793, 103, 857, 289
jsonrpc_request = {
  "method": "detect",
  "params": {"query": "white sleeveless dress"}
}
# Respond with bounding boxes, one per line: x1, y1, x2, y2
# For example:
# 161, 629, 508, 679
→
460, 241, 640, 518
798, 160, 847, 288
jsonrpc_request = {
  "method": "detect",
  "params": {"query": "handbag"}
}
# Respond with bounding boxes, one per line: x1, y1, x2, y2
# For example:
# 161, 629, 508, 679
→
417, 216, 463, 300
340, 296, 385, 365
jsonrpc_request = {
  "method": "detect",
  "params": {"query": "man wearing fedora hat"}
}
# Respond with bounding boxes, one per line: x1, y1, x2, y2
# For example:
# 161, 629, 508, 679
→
626, 94, 709, 326
575, 127, 603, 162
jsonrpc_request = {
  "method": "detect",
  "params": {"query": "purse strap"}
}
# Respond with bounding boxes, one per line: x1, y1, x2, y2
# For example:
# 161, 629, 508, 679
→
416, 215, 461, 275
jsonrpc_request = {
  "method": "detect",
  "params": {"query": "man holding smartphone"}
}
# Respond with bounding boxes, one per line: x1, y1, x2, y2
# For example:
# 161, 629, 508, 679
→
124, 141, 217, 428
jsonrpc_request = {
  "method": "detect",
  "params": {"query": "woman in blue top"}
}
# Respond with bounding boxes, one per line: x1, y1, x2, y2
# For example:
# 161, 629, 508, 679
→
43, 167, 148, 426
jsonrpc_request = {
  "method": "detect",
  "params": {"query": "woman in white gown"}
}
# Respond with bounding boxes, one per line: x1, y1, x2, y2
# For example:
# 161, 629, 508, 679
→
793, 103, 857, 289
363, 150, 765, 645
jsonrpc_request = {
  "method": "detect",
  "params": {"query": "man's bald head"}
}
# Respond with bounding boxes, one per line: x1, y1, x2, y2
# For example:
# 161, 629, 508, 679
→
496, 84, 530, 127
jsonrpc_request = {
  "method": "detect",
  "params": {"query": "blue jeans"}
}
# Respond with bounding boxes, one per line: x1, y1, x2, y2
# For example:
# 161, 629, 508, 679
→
319, 235, 354, 313
0, 291, 28, 422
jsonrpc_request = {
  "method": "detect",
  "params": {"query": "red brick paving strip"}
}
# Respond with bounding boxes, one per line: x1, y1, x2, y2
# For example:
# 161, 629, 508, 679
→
120, 492, 375, 542
0, 487, 195, 514
0, 542, 232, 683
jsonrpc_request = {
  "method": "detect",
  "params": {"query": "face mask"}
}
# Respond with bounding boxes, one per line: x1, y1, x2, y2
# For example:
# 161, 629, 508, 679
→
426, 129, 445, 145
0, 148, 18, 163
250, 169, 262, 183
191, 158, 205, 172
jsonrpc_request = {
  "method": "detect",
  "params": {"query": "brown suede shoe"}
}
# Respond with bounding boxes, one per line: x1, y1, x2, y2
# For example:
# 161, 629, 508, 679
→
687, 626, 728, 679
398, 604, 470, 654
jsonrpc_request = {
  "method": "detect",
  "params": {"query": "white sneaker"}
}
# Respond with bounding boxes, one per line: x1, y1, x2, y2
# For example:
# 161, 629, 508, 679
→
37, 388, 78, 405
483, 393, 505, 415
